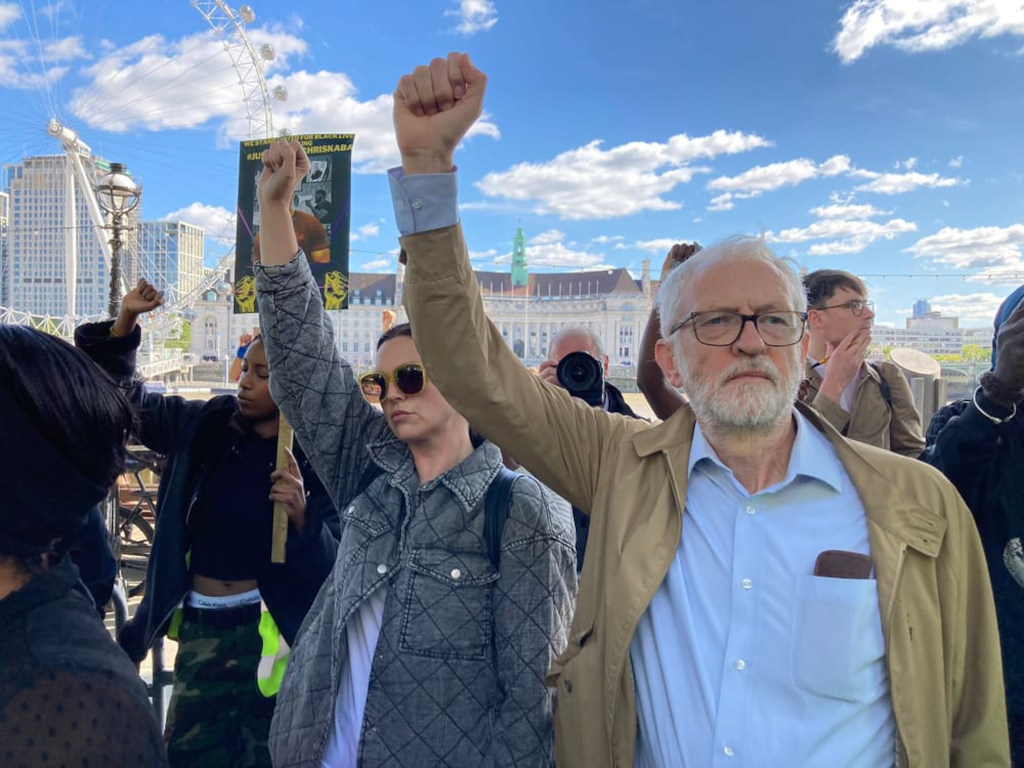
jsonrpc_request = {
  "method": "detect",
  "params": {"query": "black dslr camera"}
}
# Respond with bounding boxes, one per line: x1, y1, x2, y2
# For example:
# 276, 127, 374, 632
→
556, 351, 604, 407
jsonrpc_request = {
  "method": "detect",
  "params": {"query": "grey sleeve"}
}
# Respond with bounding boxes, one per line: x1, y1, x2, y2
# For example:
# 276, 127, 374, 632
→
254, 253, 388, 508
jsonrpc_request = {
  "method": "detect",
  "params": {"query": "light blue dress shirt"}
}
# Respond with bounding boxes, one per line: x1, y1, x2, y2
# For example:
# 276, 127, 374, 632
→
388, 167, 459, 235
631, 411, 895, 768
387, 168, 896, 767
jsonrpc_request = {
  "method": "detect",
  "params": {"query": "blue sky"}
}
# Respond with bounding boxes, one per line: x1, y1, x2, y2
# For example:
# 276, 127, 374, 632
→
2, 0, 1023, 327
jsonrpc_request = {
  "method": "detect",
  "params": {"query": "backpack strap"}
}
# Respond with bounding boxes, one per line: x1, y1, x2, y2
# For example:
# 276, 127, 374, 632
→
868, 362, 893, 409
483, 466, 519, 569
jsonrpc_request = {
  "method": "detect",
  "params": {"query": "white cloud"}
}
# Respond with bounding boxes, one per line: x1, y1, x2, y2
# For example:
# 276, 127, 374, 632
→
476, 129, 770, 220
928, 292, 1011, 323
706, 155, 852, 210
469, 248, 500, 264
0, 4, 19, 31
160, 203, 235, 241
529, 229, 566, 245
527, 241, 606, 268
708, 193, 735, 212
851, 169, 964, 195
769, 216, 917, 255
0, 29, 86, 89
69, 28, 308, 137
949, 155, 964, 167
833, 0, 1024, 63
708, 154, 851, 194
66, 27, 498, 171
360, 257, 392, 272
906, 224, 1024, 283
894, 156, 917, 170
630, 238, 682, 254
446, 0, 498, 35
810, 203, 892, 219
591, 234, 624, 244
351, 222, 381, 242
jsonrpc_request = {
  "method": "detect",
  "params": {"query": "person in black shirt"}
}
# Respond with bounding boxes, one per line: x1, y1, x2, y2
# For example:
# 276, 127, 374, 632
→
75, 279, 339, 768
0, 325, 167, 767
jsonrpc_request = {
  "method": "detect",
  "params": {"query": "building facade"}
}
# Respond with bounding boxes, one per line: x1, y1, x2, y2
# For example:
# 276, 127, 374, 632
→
138, 221, 205, 305
0, 191, 8, 307
2, 153, 138, 318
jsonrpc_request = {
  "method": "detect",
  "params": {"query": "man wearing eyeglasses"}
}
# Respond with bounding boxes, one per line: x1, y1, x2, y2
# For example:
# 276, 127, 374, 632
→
391, 52, 1009, 767
802, 269, 925, 457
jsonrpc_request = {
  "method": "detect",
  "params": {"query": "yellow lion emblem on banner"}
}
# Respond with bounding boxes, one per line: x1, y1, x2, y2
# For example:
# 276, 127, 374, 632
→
235, 275, 257, 313
324, 270, 348, 310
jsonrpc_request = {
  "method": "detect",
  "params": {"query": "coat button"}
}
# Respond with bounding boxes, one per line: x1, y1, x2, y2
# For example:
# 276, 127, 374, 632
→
377, 563, 388, 575
450, 568, 462, 580
564, 679, 573, 693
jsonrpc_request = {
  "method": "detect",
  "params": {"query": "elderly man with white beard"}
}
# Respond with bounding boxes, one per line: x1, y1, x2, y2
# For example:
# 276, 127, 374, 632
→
385, 51, 1010, 768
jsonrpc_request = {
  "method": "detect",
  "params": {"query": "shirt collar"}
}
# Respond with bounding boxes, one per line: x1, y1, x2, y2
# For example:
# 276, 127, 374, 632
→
688, 410, 845, 495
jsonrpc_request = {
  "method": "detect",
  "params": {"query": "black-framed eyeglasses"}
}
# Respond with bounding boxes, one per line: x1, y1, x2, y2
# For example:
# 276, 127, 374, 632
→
812, 299, 874, 317
358, 363, 427, 404
669, 310, 808, 347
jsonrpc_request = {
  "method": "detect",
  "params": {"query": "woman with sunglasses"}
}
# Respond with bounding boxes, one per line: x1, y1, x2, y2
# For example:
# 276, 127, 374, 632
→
253, 139, 577, 768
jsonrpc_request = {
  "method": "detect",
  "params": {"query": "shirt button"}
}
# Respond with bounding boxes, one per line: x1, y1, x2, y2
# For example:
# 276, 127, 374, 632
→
376, 563, 388, 575
745, 505, 755, 515
450, 568, 462, 580
741, 578, 752, 589
724, 746, 735, 757
735, 659, 746, 671
411, 200, 423, 211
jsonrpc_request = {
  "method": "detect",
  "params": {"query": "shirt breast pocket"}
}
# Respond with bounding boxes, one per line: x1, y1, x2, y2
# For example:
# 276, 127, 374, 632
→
401, 548, 499, 661
791, 575, 887, 703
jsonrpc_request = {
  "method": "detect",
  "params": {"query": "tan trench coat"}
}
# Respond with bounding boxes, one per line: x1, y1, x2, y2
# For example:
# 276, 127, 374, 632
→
401, 224, 1009, 768
803, 359, 926, 458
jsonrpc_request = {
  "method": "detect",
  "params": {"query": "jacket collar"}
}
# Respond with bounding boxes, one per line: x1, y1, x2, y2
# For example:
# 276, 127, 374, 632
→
630, 401, 944, 558
0, 554, 81, 631
365, 433, 503, 516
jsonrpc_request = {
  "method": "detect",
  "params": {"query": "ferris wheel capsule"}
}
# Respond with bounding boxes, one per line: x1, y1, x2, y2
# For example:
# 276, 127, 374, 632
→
238, 5, 256, 23
259, 43, 275, 61
272, 85, 288, 101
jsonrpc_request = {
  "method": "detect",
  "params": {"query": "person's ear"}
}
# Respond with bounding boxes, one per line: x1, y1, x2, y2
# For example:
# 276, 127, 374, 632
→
602, 354, 610, 376
655, 339, 684, 388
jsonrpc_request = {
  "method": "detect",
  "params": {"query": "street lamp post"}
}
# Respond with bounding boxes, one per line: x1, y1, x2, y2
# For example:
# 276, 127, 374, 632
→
96, 162, 141, 318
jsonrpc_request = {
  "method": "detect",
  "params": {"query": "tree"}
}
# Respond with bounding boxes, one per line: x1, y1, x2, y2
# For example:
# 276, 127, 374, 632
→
960, 343, 989, 362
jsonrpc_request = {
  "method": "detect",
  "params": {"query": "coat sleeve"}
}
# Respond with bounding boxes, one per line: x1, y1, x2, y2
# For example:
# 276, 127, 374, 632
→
880, 362, 925, 458
254, 254, 389, 512
401, 224, 631, 514
485, 476, 576, 768
74, 320, 206, 455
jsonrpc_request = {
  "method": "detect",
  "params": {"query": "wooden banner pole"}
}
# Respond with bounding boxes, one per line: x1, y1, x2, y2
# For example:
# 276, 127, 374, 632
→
270, 414, 294, 563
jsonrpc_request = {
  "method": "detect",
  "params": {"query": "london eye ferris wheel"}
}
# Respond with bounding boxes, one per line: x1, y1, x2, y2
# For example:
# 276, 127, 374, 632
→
0, 0, 286, 337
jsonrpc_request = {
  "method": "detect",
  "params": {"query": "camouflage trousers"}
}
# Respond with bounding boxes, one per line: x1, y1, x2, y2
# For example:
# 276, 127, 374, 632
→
164, 615, 275, 768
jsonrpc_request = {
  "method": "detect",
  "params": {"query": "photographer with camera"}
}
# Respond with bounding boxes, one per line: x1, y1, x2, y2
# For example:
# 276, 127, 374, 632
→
538, 327, 639, 570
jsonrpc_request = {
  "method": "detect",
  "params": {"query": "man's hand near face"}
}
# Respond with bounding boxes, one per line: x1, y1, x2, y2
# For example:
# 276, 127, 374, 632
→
818, 326, 871, 404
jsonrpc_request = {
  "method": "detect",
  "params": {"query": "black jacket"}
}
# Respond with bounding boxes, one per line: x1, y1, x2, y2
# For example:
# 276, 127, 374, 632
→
922, 393, 1024, 718
75, 321, 339, 663
0, 555, 167, 766
571, 381, 638, 571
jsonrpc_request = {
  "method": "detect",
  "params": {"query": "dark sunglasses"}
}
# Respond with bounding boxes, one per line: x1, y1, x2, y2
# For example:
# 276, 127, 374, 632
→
358, 363, 427, 404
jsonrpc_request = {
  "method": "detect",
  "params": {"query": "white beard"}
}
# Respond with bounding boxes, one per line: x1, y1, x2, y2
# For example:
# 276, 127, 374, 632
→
680, 351, 802, 433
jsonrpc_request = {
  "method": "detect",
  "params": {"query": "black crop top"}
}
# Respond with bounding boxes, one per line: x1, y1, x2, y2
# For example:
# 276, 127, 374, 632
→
189, 433, 277, 581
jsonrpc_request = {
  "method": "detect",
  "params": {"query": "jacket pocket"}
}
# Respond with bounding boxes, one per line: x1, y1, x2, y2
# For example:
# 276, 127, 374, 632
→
400, 548, 499, 661
791, 575, 887, 703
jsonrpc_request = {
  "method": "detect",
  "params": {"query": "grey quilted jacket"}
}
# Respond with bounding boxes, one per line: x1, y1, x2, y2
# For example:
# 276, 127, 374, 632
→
255, 255, 577, 767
